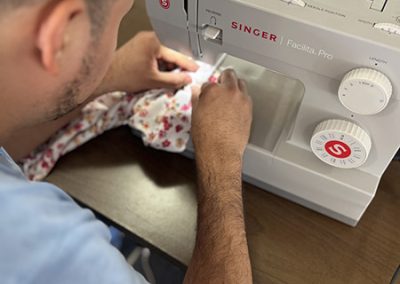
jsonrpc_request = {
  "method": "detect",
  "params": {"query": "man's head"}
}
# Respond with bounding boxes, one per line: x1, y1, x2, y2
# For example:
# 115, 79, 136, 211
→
0, 0, 134, 136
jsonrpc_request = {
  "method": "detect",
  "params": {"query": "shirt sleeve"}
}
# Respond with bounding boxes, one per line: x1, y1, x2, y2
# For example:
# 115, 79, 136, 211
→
0, 179, 149, 284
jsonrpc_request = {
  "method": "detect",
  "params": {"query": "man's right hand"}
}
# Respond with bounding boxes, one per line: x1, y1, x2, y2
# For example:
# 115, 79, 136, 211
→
185, 69, 254, 284
191, 69, 253, 161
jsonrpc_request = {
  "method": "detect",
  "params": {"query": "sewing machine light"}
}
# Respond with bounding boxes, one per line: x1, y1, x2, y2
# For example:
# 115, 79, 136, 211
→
338, 68, 393, 115
311, 120, 372, 169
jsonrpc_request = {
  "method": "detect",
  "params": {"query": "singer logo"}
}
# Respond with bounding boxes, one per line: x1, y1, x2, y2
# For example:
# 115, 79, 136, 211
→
160, 0, 170, 9
231, 21, 278, 43
325, 141, 351, 159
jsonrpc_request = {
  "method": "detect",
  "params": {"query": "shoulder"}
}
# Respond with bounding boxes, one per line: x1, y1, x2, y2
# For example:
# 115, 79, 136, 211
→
0, 180, 148, 284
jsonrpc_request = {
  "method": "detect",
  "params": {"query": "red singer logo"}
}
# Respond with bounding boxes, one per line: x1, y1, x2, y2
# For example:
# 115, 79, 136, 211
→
160, 0, 170, 9
325, 141, 352, 159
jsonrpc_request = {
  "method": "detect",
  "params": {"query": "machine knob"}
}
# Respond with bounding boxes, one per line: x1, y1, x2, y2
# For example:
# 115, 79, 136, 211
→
310, 119, 372, 169
338, 68, 392, 115
280, 0, 306, 7
374, 23, 400, 35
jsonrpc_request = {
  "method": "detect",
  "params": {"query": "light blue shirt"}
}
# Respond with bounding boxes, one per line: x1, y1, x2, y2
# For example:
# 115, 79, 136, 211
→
0, 148, 148, 284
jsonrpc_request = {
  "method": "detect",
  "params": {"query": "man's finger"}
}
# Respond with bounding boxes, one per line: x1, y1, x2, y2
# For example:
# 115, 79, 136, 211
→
201, 82, 215, 93
159, 46, 199, 72
219, 69, 239, 90
191, 85, 201, 109
155, 72, 192, 89
238, 79, 248, 94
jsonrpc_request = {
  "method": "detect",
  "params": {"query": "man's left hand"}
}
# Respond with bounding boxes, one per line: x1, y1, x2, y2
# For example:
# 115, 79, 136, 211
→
96, 31, 199, 95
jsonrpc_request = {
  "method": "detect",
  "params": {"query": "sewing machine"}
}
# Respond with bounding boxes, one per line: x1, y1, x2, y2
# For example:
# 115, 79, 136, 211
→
146, 0, 400, 226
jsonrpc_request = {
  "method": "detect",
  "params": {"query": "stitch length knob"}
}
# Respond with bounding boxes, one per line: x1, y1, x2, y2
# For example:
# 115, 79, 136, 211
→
338, 68, 392, 115
310, 119, 372, 169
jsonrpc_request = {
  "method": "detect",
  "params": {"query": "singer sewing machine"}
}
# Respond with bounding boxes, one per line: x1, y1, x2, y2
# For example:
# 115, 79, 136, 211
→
146, 0, 400, 226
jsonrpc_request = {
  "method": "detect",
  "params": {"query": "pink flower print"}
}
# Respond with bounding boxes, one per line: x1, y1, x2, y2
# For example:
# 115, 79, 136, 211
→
167, 92, 174, 98
164, 123, 172, 131
139, 109, 149, 118
181, 104, 191, 111
74, 123, 83, 131
162, 117, 172, 131
45, 149, 53, 158
162, 140, 171, 148
159, 130, 167, 139
181, 116, 189, 123
41, 161, 49, 169
175, 125, 184, 133
57, 143, 65, 150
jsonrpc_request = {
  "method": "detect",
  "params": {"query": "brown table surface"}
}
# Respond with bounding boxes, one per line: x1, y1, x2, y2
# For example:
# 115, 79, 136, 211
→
47, 127, 400, 284
47, 1, 400, 283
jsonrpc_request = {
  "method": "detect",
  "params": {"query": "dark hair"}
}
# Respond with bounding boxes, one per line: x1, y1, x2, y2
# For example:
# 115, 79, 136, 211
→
2, 0, 109, 35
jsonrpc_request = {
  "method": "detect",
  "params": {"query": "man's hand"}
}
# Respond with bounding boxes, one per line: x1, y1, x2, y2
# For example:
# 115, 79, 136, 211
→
96, 31, 199, 95
191, 69, 253, 162
185, 69, 253, 284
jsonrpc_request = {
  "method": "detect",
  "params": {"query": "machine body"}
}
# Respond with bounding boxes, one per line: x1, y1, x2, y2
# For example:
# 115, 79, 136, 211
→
146, 0, 400, 226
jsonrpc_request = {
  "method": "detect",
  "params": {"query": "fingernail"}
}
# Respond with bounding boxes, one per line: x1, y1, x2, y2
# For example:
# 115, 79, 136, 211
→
184, 74, 193, 84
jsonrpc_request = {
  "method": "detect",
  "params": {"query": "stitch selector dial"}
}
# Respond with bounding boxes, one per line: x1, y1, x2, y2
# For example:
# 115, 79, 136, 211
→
338, 68, 392, 115
310, 119, 372, 169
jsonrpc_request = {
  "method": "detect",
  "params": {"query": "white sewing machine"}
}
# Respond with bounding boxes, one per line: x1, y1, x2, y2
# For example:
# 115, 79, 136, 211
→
146, 0, 400, 226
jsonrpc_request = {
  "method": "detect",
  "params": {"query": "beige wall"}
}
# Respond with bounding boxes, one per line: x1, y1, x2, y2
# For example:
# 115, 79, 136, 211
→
118, 0, 153, 47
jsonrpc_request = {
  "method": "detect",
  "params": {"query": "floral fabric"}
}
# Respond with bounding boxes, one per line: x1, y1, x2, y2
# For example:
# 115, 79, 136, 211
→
20, 62, 216, 181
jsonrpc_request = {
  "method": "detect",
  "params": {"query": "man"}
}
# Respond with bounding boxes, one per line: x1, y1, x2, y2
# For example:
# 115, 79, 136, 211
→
0, 0, 253, 283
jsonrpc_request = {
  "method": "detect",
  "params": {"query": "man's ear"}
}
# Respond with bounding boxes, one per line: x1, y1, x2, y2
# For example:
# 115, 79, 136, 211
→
36, 0, 87, 75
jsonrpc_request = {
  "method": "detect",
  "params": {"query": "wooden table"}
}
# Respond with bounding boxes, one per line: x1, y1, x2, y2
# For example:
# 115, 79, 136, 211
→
47, 127, 400, 284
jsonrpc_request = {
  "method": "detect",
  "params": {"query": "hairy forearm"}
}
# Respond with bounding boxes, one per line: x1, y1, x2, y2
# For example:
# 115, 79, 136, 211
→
184, 154, 252, 284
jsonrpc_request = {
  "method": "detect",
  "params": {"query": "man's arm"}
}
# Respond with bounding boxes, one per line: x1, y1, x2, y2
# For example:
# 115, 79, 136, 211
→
185, 70, 253, 283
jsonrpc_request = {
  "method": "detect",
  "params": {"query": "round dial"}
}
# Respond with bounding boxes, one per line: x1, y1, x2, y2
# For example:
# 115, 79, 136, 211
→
338, 68, 392, 115
310, 119, 372, 169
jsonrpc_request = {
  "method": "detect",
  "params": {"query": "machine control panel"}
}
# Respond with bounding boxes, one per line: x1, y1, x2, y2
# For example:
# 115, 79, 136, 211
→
272, 0, 400, 40
311, 120, 372, 169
